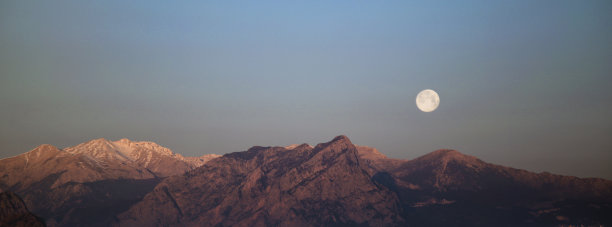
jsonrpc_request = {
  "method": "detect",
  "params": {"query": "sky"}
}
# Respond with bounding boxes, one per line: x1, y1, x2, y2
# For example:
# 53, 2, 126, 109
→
1, 1, 611, 179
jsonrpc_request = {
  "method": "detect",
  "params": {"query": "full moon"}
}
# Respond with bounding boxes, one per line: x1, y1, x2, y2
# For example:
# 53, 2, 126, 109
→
416, 89, 440, 112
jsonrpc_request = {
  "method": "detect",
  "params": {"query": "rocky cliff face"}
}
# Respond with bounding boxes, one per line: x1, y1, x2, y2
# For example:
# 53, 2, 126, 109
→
118, 136, 404, 226
0, 191, 45, 227
0, 138, 219, 226
119, 136, 612, 226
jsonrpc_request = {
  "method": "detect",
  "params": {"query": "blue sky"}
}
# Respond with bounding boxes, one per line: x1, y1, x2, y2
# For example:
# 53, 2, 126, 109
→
1, 0, 611, 179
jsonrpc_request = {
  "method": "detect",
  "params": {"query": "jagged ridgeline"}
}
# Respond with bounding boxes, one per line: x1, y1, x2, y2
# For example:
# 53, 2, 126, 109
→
118, 136, 612, 226
0, 138, 219, 226
1, 136, 611, 226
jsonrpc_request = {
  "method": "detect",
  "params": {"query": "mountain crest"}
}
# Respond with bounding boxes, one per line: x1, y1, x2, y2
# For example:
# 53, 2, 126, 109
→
331, 135, 351, 143
118, 135, 403, 226
283, 143, 312, 150
84, 138, 114, 148
62, 138, 179, 162
356, 145, 387, 160
32, 144, 59, 152
312, 135, 352, 151
13, 144, 66, 164
415, 149, 481, 165
117, 138, 132, 143
26, 144, 61, 156
64, 138, 130, 161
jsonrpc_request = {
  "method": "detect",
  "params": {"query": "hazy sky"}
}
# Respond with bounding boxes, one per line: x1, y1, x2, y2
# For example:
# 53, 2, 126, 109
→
1, 1, 611, 179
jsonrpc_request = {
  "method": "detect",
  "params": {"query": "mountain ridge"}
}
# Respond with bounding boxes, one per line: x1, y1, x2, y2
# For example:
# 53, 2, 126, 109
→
118, 135, 404, 226
0, 137, 220, 227
2, 135, 611, 226
117, 135, 612, 226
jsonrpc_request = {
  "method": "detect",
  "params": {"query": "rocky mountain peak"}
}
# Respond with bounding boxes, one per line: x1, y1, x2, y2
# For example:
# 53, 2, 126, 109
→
66, 137, 111, 152
23, 144, 62, 159
87, 138, 113, 147
32, 144, 59, 152
414, 149, 482, 165
117, 138, 132, 144
356, 145, 387, 160
118, 135, 403, 226
122, 140, 176, 158
312, 135, 352, 151
63, 138, 129, 162
61, 138, 180, 163
283, 143, 312, 150
331, 134, 351, 143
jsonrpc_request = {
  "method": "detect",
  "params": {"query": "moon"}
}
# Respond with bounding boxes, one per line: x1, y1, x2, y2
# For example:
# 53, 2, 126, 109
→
416, 89, 440, 112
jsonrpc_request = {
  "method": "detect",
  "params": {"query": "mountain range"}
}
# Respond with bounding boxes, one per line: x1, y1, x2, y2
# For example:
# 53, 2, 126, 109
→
0, 138, 219, 226
1, 135, 611, 226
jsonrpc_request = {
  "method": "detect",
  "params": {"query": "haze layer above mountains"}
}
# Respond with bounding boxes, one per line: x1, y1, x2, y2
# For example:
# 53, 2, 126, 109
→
1, 136, 611, 226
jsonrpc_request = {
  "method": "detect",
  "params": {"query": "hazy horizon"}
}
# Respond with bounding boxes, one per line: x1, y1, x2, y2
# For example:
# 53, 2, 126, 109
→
1, 1, 611, 179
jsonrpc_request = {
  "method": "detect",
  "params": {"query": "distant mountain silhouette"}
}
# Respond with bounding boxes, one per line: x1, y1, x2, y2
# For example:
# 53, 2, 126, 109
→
117, 136, 612, 226
0, 138, 219, 226
2, 136, 611, 226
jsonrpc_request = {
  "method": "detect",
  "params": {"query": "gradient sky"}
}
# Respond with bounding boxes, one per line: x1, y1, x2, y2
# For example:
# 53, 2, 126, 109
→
1, 1, 611, 179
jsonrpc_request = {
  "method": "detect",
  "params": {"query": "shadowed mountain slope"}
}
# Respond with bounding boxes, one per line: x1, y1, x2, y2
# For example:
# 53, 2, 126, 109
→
0, 191, 45, 227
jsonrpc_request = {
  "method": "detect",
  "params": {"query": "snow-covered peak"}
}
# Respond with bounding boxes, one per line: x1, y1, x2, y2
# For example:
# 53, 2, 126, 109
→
64, 138, 131, 161
113, 139, 175, 157
64, 138, 109, 154
60, 138, 192, 171
0, 138, 220, 188
63, 138, 177, 159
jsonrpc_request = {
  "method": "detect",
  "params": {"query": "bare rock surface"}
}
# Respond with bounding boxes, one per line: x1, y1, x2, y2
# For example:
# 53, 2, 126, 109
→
118, 136, 404, 226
